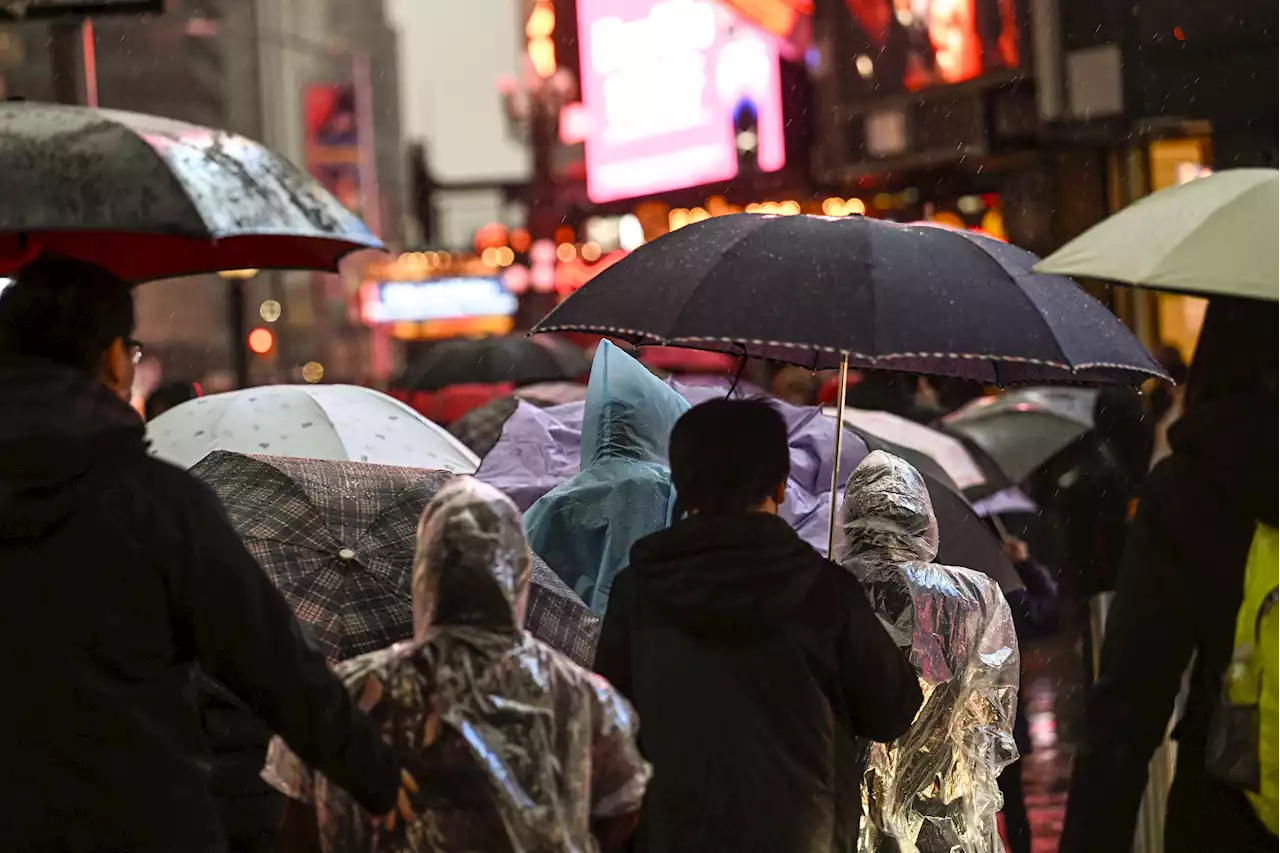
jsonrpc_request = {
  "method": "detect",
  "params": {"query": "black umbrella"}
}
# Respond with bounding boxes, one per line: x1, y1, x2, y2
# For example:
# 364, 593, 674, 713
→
191, 452, 599, 664
533, 213, 1168, 552
406, 335, 590, 391
0, 102, 382, 281
534, 214, 1164, 384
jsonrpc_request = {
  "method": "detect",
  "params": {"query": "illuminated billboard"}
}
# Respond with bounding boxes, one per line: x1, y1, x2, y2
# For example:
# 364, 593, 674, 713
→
577, 0, 786, 204
360, 278, 518, 326
842, 0, 1019, 92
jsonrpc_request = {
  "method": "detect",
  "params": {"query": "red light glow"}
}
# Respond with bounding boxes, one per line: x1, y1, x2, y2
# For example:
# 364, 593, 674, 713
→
248, 328, 275, 355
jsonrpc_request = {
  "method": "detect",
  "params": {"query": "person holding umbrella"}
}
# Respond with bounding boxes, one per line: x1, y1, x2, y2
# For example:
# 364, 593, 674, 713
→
595, 398, 922, 853
1060, 297, 1278, 853
0, 255, 399, 852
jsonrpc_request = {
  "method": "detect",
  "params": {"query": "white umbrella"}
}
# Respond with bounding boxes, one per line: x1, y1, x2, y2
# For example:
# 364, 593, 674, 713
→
147, 384, 480, 473
1035, 168, 1279, 301
823, 406, 991, 494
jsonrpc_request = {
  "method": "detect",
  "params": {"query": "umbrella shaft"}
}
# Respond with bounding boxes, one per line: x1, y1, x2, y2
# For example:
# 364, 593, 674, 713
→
828, 353, 849, 558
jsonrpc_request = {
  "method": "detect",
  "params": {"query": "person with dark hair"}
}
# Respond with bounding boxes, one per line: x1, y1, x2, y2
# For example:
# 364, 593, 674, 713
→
146, 379, 202, 421
1061, 296, 1279, 853
0, 255, 399, 853
594, 397, 922, 853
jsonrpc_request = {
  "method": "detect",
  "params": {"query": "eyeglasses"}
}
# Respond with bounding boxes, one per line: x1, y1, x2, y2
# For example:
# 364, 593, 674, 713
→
125, 337, 144, 365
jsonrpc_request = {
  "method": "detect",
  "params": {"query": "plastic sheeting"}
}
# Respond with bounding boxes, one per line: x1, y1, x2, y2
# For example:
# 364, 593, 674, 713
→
839, 451, 1019, 853
264, 479, 651, 853
524, 341, 689, 614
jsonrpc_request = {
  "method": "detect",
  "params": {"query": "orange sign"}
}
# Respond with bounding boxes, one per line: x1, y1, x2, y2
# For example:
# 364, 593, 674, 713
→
718, 0, 812, 39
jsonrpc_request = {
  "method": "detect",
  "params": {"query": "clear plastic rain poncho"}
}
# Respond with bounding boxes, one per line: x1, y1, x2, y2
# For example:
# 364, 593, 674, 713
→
838, 451, 1019, 853
525, 340, 690, 615
264, 478, 651, 853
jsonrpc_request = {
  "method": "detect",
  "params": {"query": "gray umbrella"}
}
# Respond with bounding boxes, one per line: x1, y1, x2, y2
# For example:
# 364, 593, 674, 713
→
0, 102, 381, 281
191, 451, 598, 665
941, 388, 1098, 483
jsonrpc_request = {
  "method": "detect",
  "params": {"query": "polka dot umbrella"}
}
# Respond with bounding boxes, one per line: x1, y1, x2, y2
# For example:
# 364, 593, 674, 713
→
146, 384, 480, 474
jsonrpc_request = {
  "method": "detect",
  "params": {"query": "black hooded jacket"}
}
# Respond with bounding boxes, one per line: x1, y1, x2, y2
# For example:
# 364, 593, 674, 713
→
0, 360, 398, 853
595, 512, 921, 853
1061, 390, 1279, 853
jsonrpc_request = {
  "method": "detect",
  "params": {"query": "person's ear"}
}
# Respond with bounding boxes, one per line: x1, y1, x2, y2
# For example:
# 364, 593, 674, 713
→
773, 480, 787, 507
99, 337, 133, 401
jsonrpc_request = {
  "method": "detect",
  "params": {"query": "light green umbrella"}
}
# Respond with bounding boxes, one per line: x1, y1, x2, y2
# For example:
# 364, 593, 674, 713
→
1036, 168, 1278, 301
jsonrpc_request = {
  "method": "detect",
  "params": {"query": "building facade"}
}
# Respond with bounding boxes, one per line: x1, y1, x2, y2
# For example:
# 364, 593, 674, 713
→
0, 0, 408, 388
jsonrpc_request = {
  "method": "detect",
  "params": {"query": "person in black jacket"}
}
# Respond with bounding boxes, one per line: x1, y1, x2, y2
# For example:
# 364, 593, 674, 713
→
0, 256, 399, 853
1060, 296, 1278, 853
594, 398, 922, 853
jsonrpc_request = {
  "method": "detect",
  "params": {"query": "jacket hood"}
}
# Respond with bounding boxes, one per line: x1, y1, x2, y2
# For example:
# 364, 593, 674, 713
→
0, 358, 145, 540
839, 450, 940, 571
628, 512, 823, 629
1169, 390, 1278, 526
580, 340, 689, 468
413, 478, 532, 639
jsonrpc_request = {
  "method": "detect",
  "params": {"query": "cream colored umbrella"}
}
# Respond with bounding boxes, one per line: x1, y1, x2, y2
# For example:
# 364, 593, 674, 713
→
1036, 168, 1278, 301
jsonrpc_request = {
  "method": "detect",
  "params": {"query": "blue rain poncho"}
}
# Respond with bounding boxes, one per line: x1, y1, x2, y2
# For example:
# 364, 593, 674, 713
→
524, 340, 689, 615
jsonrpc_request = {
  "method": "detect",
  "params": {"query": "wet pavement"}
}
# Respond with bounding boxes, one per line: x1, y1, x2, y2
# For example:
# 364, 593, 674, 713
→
1000, 628, 1086, 853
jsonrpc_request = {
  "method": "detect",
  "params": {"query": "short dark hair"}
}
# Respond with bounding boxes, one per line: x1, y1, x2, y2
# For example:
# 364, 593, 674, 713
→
146, 380, 201, 421
669, 398, 790, 516
0, 254, 134, 373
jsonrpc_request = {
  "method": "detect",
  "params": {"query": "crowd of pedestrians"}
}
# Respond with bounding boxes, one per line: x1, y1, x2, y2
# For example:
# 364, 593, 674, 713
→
0, 254, 1275, 853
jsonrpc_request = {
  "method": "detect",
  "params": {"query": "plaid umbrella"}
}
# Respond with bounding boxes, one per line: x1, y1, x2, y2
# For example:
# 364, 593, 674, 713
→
528, 555, 601, 668
191, 451, 600, 665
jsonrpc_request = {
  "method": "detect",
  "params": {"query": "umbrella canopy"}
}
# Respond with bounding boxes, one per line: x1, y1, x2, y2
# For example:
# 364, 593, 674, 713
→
942, 388, 1097, 483
147, 384, 479, 473
971, 487, 1037, 519
533, 213, 1167, 385
1035, 168, 1279, 301
0, 102, 381, 281
823, 405, 1001, 496
191, 452, 599, 665
191, 452, 453, 662
405, 335, 590, 391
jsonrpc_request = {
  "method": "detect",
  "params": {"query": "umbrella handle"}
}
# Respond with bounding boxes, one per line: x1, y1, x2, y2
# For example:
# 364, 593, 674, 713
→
828, 352, 850, 559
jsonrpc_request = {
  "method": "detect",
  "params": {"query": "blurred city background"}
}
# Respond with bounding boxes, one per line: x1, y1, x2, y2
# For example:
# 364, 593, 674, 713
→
1, 0, 1273, 397
1, 3, 1276, 852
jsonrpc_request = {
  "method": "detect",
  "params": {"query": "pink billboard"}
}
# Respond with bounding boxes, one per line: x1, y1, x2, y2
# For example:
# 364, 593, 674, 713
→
577, 0, 786, 204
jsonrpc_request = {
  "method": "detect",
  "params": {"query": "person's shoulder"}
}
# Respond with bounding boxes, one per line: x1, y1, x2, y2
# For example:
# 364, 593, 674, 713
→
129, 450, 221, 505
337, 640, 421, 684
334, 641, 426, 709
805, 554, 877, 624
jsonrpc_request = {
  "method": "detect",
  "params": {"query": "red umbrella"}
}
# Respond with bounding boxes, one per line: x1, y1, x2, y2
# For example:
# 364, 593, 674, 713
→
0, 102, 382, 281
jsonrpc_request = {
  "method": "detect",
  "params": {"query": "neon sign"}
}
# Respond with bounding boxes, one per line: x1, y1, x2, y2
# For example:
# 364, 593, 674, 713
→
361, 278, 518, 325
577, 0, 786, 203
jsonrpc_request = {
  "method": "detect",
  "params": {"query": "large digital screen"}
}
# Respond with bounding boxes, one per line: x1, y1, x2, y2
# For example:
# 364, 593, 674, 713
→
842, 0, 1019, 92
577, 0, 786, 204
